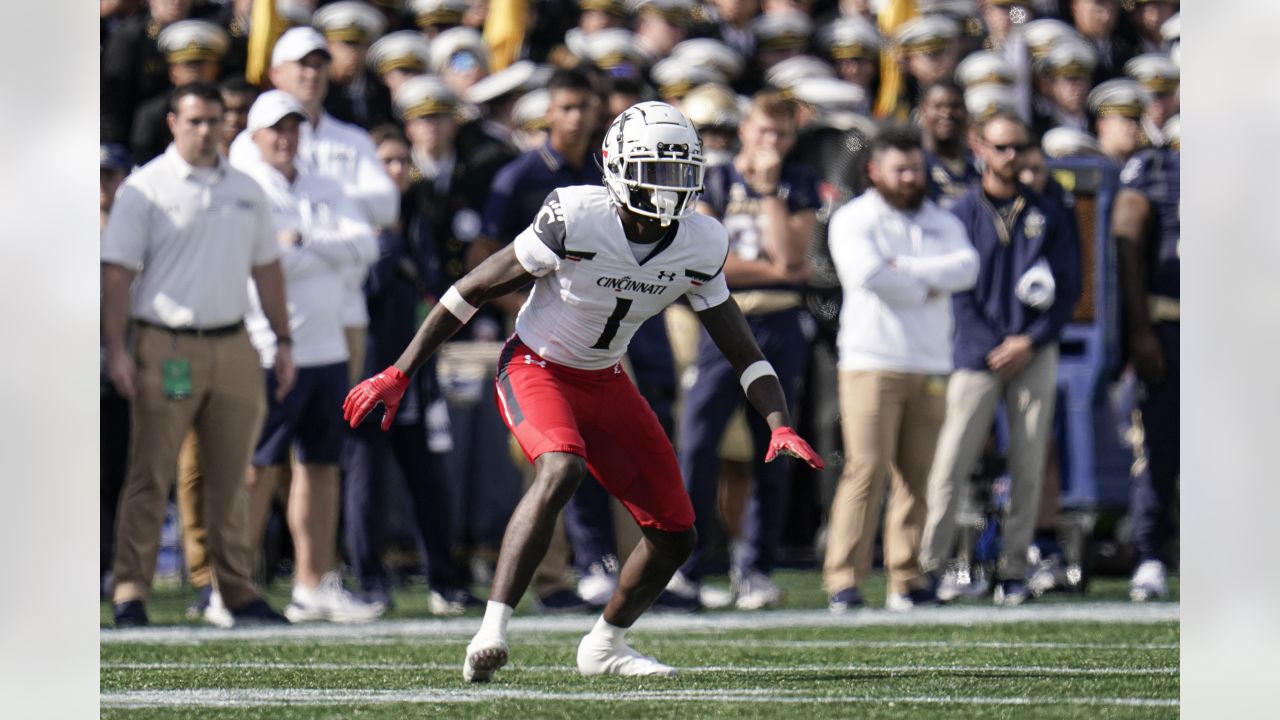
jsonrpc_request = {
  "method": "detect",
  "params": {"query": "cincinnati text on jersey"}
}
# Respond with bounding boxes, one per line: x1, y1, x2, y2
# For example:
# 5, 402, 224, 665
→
595, 275, 671, 295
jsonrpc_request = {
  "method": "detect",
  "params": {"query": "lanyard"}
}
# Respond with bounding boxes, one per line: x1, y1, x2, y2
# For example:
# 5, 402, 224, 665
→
979, 193, 1026, 246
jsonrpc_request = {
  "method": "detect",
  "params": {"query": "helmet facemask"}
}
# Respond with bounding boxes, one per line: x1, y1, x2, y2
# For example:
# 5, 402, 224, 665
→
603, 102, 706, 227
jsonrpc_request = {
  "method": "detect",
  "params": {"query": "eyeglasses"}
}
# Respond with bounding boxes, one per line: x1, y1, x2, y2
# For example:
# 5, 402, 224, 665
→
989, 142, 1032, 155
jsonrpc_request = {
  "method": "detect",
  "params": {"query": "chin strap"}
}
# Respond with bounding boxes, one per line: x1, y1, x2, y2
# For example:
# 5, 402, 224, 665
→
651, 189, 678, 227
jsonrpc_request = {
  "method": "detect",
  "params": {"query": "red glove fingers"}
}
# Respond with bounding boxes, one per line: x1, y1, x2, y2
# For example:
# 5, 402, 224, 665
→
764, 426, 825, 470
343, 367, 410, 431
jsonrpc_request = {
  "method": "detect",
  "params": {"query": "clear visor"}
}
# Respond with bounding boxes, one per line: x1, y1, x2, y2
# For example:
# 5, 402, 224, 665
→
624, 160, 704, 189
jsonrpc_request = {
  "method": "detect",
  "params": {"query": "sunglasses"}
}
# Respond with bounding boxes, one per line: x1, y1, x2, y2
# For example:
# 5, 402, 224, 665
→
989, 141, 1032, 155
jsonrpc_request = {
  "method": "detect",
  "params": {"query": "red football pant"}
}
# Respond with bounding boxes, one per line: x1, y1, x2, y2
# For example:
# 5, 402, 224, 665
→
494, 336, 694, 533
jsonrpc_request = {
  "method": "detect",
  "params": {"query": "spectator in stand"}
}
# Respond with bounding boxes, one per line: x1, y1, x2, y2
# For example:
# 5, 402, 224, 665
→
235, 90, 383, 624
102, 0, 196, 144
102, 82, 293, 628
919, 112, 1081, 607
919, 81, 980, 211
366, 31, 434, 99
409, 0, 470, 39
1030, 39, 1097, 138
1088, 78, 1150, 165
315, 1, 393, 129
1069, 0, 1135, 83
891, 15, 963, 120
670, 91, 819, 611
633, 0, 693, 59
824, 124, 978, 613
1124, 54, 1178, 148
819, 16, 881, 98
218, 77, 258, 156
1128, 0, 1178, 55
130, 19, 229, 164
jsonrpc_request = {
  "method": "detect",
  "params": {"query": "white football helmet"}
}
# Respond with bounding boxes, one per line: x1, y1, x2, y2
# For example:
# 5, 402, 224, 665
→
601, 101, 705, 227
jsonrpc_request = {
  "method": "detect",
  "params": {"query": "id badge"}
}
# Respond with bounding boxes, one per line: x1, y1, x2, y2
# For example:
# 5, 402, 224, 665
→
162, 358, 193, 400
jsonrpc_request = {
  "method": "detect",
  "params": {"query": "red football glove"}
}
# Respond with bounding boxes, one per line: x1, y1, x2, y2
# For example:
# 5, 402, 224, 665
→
764, 426, 825, 469
343, 366, 410, 431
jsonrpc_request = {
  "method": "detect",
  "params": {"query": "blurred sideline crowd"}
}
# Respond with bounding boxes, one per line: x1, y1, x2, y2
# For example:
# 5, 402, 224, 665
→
100, 0, 1180, 627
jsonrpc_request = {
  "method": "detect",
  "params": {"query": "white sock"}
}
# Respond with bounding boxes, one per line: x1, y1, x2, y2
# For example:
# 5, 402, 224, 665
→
476, 601, 513, 640
590, 615, 628, 645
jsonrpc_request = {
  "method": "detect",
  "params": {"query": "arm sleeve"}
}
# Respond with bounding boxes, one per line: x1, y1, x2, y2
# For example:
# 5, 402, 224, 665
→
511, 191, 566, 277
99, 182, 151, 271
827, 200, 929, 307
1024, 202, 1083, 345
892, 215, 980, 293
302, 188, 379, 269
684, 220, 731, 311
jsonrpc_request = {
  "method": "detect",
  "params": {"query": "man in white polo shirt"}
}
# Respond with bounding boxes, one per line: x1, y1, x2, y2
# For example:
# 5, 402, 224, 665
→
102, 82, 296, 628
823, 123, 979, 614
235, 90, 383, 623
230, 26, 397, 383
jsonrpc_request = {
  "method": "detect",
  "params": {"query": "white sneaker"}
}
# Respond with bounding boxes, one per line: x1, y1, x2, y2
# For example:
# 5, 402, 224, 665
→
204, 589, 234, 629
733, 569, 783, 610
885, 593, 915, 612
462, 635, 509, 683
937, 566, 990, 602
698, 583, 735, 609
577, 569, 618, 607
577, 632, 677, 678
285, 572, 385, 624
1129, 559, 1167, 602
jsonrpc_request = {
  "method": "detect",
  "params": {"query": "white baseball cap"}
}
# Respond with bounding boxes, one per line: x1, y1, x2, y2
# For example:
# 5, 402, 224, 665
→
271, 27, 332, 68
247, 90, 308, 132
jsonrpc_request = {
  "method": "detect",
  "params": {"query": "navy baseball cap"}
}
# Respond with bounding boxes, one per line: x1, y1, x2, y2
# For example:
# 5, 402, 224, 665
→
100, 143, 132, 171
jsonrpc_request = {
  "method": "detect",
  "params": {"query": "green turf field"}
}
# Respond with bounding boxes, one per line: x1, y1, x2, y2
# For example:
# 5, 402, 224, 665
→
101, 571, 1179, 718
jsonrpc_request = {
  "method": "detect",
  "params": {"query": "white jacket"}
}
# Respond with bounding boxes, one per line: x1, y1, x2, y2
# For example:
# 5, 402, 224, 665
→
828, 189, 979, 374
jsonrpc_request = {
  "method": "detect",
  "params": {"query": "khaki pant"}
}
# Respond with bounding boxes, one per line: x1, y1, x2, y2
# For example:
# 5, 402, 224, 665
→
823, 370, 947, 595
111, 325, 265, 608
920, 345, 1059, 580
176, 432, 211, 588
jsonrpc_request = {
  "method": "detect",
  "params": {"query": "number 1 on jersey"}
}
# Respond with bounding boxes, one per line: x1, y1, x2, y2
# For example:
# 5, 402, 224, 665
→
590, 297, 633, 350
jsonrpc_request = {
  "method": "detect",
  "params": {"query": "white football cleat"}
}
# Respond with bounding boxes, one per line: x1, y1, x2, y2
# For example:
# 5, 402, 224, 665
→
284, 572, 385, 624
733, 569, 783, 610
1129, 559, 1167, 602
462, 636, 509, 683
577, 633, 677, 678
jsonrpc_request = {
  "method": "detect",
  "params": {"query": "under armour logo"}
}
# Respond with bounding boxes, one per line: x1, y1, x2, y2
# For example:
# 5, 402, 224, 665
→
657, 270, 676, 282
524, 354, 547, 368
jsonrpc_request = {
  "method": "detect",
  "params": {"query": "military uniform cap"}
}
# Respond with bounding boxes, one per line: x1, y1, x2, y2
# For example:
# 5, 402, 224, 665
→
681, 83, 743, 130
1160, 12, 1180, 43
1163, 114, 1179, 150
1021, 19, 1082, 60
1042, 127, 1102, 158
651, 58, 728, 99
101, 143, 132, 171
578, 28, 654, 74
581, 0, 629, 15
765, 55, 836, 90
394, 74, 460, 119
1124, 53, 1178, 93
628, 0, 695, 26
467, 60, 545, 105
157, 20, 230, 64
671, 39, 745, 80
1088, 78, 1151, 118
428, 26, 488, 74
277, 0, 316, 26
512, 89, 550, 131
367, 31, 433, 75
789, 77, 869, 116
893, 15, 960, 55
987, 0, 1032, 5
964, 83, 1018, 120
956, 50, 1014, 88
1036, 39, 1098, 79
819, 17, 881, 61
916, 0, 979, 19
313, 1, 386, 45
752, 11, 813, 53
409, 0, 471, 30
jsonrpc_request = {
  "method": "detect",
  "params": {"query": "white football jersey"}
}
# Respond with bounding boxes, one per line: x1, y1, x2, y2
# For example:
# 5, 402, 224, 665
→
512, 185, 731, 370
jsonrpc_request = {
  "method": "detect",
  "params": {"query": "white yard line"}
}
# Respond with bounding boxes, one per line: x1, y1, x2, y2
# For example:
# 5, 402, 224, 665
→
102, 660, 1178, 676
101, 602, 1179, 645
99, 687, 1180, 709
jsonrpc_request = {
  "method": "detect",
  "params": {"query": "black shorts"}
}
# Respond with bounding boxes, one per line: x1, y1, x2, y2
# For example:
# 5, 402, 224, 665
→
253, 361, 348, 466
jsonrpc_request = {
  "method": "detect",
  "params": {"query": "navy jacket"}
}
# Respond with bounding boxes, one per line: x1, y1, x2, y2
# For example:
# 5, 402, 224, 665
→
949, 185, 1082, 372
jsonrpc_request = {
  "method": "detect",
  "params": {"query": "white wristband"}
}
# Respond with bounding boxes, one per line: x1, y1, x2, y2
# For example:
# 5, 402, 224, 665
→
739, 360, 777, 394
440, 286, 478, 323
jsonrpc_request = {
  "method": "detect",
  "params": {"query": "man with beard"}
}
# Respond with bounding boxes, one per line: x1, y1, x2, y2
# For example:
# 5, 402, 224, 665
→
919, 112, 1081, 607
919, 81, 980, 211
822, 124, 978, 613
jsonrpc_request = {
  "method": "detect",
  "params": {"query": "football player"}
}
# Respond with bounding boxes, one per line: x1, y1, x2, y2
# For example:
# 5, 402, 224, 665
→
344, 101, 823, 681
